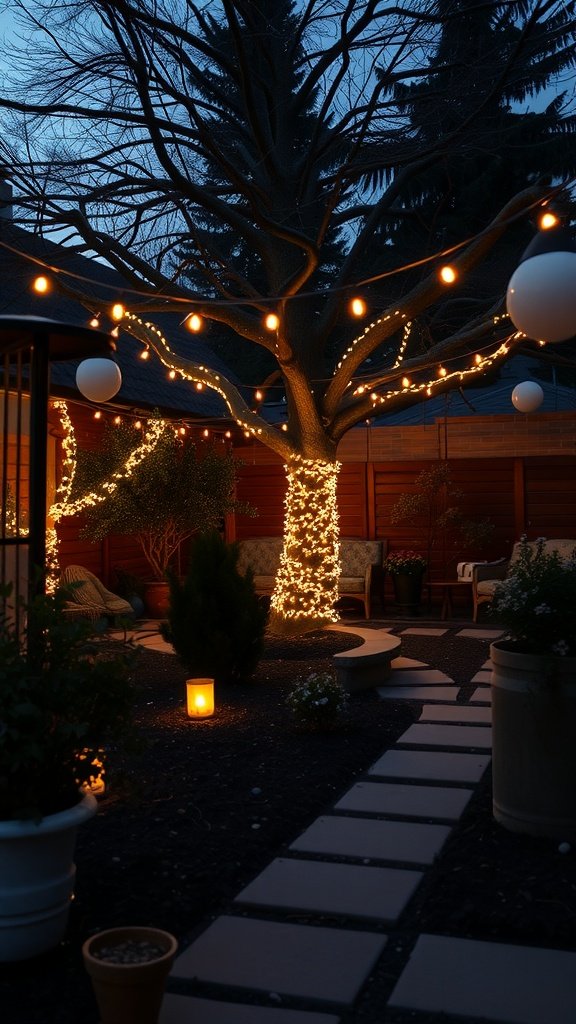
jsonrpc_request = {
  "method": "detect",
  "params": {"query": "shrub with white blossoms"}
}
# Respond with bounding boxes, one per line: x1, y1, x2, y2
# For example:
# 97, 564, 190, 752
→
286, 672, 348, 729
490, 537, 576, 657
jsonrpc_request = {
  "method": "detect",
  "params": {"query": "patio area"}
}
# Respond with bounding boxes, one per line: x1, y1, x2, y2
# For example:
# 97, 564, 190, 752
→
2, 612, 575, 1024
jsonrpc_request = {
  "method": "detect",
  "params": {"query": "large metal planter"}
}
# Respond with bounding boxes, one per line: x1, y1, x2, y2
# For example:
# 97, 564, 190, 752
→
490, 641, 576, 841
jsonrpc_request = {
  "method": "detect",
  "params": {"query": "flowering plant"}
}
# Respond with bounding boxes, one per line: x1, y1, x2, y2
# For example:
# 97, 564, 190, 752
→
490, 537, 576, 657
286, 672, 348, 730
383, 549, 427, 575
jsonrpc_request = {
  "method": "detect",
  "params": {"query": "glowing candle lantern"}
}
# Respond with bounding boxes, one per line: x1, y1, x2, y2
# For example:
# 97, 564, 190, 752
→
186, 679, 215, 718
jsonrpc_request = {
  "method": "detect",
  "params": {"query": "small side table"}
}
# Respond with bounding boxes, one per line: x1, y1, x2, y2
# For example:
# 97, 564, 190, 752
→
425, 580, 472, 620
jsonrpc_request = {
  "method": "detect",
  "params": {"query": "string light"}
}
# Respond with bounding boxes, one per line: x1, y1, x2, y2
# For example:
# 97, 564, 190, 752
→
195, 381, 204, 390
168, 369, 176, 379
269, 457, 341, 629
255, 389, 263, 401
140, 348, 150, 360
349, 297, 367, 317
89, 316, 100, 328
114, 415, 121, 425
186, 313, 203, 332
439, 265, 457, 284
111, 302, 125, 321
94, 410, 102, 420
539, 210, 559, 230
33, 275, 50, 293
438, 366, 447, 377
264, 312, 280, 331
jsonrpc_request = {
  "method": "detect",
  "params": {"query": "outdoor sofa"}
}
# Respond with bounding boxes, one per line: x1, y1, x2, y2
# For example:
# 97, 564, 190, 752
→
236, 536, 386, 619
472, 538, 576, 621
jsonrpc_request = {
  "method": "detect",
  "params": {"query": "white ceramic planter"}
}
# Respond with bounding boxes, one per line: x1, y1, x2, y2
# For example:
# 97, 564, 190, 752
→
0, 792, 97, 961
490, 641, 576, 841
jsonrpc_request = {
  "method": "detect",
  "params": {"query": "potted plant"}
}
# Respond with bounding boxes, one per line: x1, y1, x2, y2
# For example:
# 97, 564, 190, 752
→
489, 536, 576, 840
161, 530, 267, 692
383, 549, 428, 613
286, 672, 348, 731
82, 925, 178, 1024
72, 418, 252, 616
0, 584, 135, 961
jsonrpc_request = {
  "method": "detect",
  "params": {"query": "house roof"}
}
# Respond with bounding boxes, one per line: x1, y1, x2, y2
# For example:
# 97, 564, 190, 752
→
0, 222, 237, 422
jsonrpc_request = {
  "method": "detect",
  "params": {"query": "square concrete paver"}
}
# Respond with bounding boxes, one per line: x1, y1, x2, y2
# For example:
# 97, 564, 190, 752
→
335, 781, 473, 821
160, 994, 340, 1024
456, 628, 503, 639
391, 656, 427, 668
388, 933, 576, 1024
397, 723, 492, 749
400, 628, 448, 636
234, 857, 423, 923
377, 686, 459, 702
381, 668, 453, 685
171, 916, 386, 1005
290, 815, 450, 865
418, 705, 491, 724
470, 687, 491, 703
471, 669, 492, 683
369, 749, 491, 783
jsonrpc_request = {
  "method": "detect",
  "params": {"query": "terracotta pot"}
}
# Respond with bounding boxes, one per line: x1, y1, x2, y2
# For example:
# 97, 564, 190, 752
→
82, 925, 178, 1024
142, 581, 170, 618
490, 641, 576, 841
0, 792, 97, 962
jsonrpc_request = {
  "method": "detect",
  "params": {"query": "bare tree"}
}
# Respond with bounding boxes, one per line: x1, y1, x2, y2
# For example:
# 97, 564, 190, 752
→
0, 0, 574, 632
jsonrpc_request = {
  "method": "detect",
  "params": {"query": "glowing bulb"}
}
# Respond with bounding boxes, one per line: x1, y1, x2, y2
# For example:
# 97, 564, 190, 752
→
203, 429, 209, 438
539, 211, 559, 230
401, 376, 410, 388
281, 423, 288, 431
89, 317, 100, 328
225, 431, 231, 439
168, 369, 176, 379
244, 430, 250, 437
370, 392, 378, 402
474, 353, 482, 365
114, 416, 121, 425
140, 349, 150, 360
438, 366, 447, 377
134, 420, 142, 429
111, 302, 125, 321
186, 313, 203, 332
179, 427, 186, 435
33, 275, 50, 293
94, 411, 102, 420
195, 382, 204, 390
264, 312, 280, 331
255, 389, 263, 401
349, 297, 367, 317
439, 265, 457, 284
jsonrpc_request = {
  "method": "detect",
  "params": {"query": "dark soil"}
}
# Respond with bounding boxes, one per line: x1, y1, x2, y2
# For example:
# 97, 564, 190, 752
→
2, 619, 576, 1024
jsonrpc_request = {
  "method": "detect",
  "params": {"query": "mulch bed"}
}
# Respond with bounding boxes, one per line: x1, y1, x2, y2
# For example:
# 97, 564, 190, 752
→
2, 621, 576, 1024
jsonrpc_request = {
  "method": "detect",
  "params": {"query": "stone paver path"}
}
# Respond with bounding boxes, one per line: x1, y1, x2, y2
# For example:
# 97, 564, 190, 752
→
151, 622, 573, 1024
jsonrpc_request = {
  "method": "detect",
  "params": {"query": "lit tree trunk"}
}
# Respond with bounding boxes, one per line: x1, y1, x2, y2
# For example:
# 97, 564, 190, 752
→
268, 457, 341, 634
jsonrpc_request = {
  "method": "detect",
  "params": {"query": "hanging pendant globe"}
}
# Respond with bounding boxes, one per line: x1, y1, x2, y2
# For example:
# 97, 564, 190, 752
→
511, 381, 544, 413
76, 359, 122, 402
506, 228, 576, 344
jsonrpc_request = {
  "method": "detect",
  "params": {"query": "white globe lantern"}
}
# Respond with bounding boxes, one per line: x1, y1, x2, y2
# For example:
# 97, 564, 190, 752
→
511, 381, 544, 413
76, 358, 122, 402
506, 227, 576, 344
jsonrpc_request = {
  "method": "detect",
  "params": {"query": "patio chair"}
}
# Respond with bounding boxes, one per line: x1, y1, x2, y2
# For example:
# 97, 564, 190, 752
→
59, 565, 135, 624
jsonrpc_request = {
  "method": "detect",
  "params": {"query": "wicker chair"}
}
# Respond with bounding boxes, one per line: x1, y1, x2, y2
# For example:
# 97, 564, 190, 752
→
59, 565, 135, 624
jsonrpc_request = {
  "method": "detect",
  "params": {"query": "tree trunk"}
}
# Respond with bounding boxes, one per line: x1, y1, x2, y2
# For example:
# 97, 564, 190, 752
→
268, 457, 341, 634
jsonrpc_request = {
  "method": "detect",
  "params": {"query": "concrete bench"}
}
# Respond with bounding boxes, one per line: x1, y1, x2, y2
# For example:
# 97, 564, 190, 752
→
333, 634, 401, 693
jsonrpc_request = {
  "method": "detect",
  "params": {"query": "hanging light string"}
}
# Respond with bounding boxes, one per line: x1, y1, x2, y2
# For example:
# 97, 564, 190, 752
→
1, 176, 571, 312
121, 312, 295, 459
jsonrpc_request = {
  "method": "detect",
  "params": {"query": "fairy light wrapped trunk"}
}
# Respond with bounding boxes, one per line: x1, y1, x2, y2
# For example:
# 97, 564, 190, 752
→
268, 457, 341, 632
